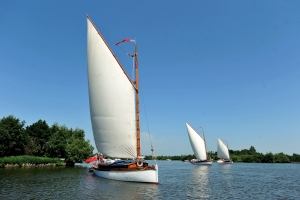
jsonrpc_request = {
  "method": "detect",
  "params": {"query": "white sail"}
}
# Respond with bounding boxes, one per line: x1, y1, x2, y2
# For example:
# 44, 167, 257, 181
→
186, 123, 207, 160
87, 18, 137, 158
217, 138, 230, 160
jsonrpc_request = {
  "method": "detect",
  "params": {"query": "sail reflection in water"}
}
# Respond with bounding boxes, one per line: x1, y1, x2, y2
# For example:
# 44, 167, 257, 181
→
186, 165, 212, 199
216, 164, 234, 197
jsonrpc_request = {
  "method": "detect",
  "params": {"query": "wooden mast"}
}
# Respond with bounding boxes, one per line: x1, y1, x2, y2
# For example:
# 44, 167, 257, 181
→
134, 43, 141, 157
202, 128, 209, 160
226, 140, 230, 160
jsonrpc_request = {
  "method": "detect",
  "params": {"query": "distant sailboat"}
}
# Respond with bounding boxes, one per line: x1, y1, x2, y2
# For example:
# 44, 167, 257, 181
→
87, 15, 158, 183
186, 123, 212, 165
217, 138, 233, 164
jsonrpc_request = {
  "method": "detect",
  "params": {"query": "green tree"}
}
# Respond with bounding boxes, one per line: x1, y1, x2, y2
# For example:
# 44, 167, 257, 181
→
0, 115, 27, 157
46, 124, 70, 158
65, 128, 94, 163
289, 153, 300, 162
249, 146, 256, 154
46, 124, 94, 164
262, 152, 274, 163
181, 154, 195, 161
253, 153, 263, 163
0, 126, 10, 157
242, 155, 254, 163
25, 120, 50, 156
274, 153, 290, 163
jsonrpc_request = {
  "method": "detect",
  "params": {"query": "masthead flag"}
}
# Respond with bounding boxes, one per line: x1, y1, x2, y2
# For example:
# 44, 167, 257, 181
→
116, 38, 135, 45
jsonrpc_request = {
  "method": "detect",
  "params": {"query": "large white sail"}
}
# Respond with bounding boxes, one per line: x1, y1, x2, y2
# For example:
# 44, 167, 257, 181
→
87, 18, 137, 158
217, 138, 230, 160
186, 123, 207, 160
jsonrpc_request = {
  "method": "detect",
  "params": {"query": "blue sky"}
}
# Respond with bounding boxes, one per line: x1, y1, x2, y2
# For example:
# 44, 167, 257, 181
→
1, 1, 299, 156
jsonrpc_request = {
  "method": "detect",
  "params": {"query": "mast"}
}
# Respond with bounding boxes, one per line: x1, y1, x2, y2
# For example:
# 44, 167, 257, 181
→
202, 127, 209, 160
134, 43, 141, 157
226, 140, 230, 159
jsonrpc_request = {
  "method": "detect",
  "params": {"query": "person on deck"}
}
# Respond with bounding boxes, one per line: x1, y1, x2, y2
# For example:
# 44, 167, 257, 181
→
96, 153, 100, 164
99, 153, 106, 164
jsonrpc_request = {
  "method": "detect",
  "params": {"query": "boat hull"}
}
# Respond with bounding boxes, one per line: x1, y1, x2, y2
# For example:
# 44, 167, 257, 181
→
217, 159, 233, 164
191, 160, 212, 165
93, 164, 158, 184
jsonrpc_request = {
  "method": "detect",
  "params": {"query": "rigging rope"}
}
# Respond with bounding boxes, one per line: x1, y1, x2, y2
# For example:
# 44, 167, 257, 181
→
115, 43, 135, 81
116, 44, 129, 54
140, 85, 156, 160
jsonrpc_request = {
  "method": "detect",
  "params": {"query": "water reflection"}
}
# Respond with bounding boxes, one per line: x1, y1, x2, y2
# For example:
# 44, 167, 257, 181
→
186, 165, 211, 199
215, 164, 235, 198
78, 170, 159, 200
2, 162, 300, 199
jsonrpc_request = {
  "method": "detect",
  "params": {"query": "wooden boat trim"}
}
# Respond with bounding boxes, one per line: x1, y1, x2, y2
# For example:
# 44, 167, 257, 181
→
92, 161, 156, 171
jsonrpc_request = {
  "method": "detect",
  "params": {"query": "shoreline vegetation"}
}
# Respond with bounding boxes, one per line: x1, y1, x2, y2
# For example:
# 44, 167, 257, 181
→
144, 146, 300, 163
0, 115, 94, 168
0, 156, 65, 168
2, 150, 300, 168
1, 115, 300, 167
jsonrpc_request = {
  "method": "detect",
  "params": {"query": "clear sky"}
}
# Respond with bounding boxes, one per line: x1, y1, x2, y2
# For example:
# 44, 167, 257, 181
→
1, 1, 299, 156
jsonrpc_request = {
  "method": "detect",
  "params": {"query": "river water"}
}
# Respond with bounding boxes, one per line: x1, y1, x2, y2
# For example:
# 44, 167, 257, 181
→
0, 161, 299, 199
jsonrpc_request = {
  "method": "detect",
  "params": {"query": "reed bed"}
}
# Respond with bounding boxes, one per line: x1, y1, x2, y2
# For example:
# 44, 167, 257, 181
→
0, 156, 65, 168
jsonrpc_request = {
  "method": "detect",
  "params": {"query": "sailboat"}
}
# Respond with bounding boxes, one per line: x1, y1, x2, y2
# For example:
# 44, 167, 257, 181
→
217, 138, 233, 164
87, 15, 158, 184
186, 123, 212, 165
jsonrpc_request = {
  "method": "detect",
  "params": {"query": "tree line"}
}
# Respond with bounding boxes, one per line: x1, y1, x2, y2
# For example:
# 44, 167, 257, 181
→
0, 115, 94, 164
3, 114, 299, 164
145, 146, 300, 163
215, 146, 300, 163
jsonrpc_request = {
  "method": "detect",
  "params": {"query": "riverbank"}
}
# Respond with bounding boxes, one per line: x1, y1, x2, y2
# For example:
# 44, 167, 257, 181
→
0, 156, 65, 168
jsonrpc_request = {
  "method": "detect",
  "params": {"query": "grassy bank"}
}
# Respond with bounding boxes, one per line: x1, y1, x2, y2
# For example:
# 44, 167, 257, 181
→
0, 156, 65, 168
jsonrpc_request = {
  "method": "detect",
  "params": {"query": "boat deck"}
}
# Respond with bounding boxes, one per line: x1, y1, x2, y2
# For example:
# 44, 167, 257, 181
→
93, 161, 156, 171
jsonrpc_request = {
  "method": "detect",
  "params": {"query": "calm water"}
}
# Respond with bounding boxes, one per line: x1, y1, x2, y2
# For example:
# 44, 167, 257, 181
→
0, 161, 299, 199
